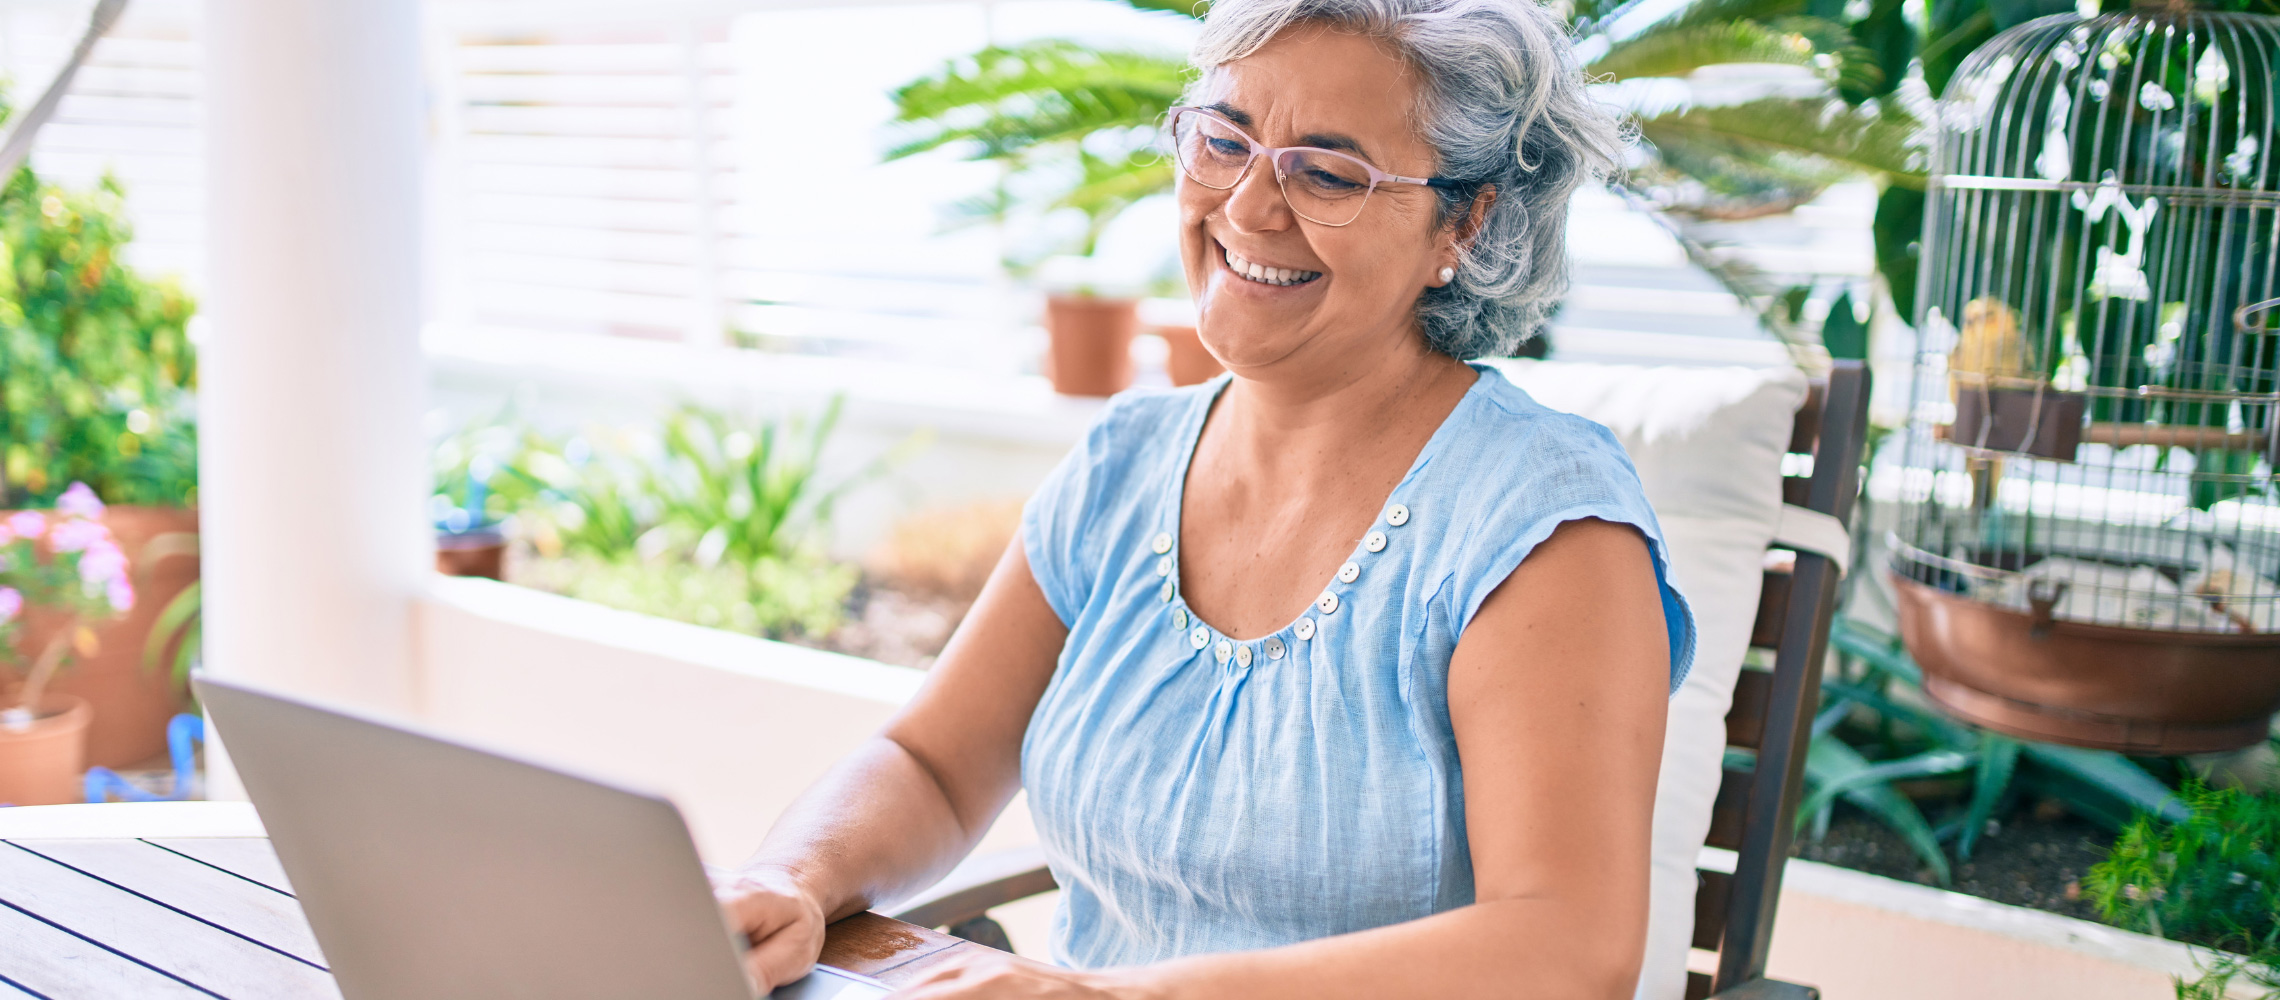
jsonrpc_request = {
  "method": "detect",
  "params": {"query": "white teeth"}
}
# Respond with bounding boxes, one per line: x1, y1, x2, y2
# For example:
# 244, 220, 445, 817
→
1223, 247, 1320, 287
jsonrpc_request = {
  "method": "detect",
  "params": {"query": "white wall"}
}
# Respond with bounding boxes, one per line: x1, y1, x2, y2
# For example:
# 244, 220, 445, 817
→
414, 575, 1036, 866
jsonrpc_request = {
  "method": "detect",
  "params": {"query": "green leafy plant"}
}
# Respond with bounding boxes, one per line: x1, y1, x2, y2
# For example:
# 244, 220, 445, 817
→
889, 37, 1192, 261
139, 530, 201, 693
2088, 781, 2280, 999
444, 399, 908, 642
0, 165, 197, 508
1792, 619, 2187, 884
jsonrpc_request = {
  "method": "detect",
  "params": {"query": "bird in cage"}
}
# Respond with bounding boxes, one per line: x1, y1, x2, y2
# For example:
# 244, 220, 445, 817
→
1949, 297, 2030, 397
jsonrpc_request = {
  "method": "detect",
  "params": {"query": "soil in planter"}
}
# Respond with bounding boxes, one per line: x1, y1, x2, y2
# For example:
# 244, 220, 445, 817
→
1792, 799, 2111, 923
798, 578, 971, 670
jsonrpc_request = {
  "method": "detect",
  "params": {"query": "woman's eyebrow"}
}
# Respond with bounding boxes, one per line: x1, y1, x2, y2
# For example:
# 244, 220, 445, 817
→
1298, 133, 1368, 157
1205, 101, 1253, 128
1204, 102, 1374, 160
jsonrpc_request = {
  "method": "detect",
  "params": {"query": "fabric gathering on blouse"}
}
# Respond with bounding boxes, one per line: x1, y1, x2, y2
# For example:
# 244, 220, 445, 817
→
1018, 363, 1696, 969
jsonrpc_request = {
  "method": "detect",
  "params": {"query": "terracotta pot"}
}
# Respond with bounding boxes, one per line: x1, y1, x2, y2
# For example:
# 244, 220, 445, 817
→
0, 694, 92, 806
436, 528, 507, 580
1892, 572, 2280, 754
1154, 325, 1224, 387
16, 506, 198, 769
1044, 295, 1138, 397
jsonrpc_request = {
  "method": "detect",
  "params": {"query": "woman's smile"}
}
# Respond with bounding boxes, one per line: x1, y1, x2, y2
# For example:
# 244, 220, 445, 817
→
1217, 239, 1324, 288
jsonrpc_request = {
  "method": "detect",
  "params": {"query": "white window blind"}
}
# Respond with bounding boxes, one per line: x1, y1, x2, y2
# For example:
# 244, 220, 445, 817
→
0, 0, 202, 287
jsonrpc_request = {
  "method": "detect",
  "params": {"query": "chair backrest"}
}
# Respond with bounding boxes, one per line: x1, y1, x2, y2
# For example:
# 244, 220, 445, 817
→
1687, 360, 1869, 999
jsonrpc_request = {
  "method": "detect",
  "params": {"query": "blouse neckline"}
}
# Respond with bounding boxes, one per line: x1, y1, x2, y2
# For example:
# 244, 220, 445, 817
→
1156, 365, 1493, 659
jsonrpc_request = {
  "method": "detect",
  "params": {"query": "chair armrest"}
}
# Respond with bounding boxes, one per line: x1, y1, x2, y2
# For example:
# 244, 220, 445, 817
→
1709, 977, 1820, 1000
891, 844, 1058, 930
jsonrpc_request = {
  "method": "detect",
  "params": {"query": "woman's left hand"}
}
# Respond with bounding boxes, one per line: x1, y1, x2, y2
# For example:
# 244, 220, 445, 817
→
889, 949, 1150, 1000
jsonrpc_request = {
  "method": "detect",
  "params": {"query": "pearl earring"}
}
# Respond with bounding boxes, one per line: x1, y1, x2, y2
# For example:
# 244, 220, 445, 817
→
1437, 267, 1455, 283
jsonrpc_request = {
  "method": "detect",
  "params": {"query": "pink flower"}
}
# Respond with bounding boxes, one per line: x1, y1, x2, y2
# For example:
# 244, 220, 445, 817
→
56, 482, 105, 521
49, 518, 111, 554
0, 523, 13, 546
105, 577, 135, 613
4, 511, 43, 539
78, 539, 128, 586
0, 587, 20, 624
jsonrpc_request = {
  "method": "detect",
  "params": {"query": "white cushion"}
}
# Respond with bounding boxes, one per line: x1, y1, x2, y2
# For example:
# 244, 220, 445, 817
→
1493, 359, 1809, 1000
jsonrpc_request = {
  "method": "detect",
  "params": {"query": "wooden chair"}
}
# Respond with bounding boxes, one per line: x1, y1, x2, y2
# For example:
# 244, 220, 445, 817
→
887, 361, 1871, 1000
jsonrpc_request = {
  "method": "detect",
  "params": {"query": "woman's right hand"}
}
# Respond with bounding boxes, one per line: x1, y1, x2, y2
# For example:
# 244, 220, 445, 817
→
713, 865, 830, 994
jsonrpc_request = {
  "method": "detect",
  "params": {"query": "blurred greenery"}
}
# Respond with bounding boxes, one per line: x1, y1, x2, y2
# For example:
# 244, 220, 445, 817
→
2090, 782, 2280, 999
0, 162, 198, 509
436, 400, 911, 642
1794, 619, 2188, 885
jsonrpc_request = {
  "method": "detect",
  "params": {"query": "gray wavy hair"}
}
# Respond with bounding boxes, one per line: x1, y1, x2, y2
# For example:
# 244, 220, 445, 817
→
1189, 0, 1622, 359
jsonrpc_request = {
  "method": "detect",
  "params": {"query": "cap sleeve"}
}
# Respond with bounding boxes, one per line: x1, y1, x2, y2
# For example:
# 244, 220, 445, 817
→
1450, 414, 1697, 695
1022, 432, 1103, 628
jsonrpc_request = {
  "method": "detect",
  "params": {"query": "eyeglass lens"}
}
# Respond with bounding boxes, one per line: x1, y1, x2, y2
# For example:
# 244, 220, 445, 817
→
1170, 110, 1377, 226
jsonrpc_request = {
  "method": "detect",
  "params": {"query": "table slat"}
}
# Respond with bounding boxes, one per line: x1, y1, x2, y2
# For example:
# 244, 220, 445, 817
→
145, 838, 296, 895
0, 842, 340, 1000
816, 912, 974, 987
0, 899, 215, 999
0, 977, 43, 999
15, 840, 327, 967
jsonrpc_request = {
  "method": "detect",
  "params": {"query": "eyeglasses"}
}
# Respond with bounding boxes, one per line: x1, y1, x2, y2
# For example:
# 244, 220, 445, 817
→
1166, 106, 1464, 227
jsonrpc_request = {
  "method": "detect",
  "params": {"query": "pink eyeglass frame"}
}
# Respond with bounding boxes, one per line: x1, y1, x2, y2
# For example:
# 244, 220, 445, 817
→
1166, 105, 1464, 226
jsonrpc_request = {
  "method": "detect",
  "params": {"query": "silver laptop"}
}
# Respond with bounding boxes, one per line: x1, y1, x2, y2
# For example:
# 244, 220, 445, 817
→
196, 676, 891, 1000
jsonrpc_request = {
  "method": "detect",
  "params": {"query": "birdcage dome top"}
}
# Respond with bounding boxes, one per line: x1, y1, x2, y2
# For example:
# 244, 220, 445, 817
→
1934, 8, 2276, 197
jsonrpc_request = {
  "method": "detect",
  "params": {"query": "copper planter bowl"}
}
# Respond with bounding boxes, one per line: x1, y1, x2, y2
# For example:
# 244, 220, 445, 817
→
1892, 572, 2280, 755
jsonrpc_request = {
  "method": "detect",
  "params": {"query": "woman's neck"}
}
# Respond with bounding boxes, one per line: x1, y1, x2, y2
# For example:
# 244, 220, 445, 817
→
1208, 330, 1478, 487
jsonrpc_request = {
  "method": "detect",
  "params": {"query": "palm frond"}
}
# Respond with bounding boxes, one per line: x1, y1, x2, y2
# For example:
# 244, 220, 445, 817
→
1055, 150, 1176, 253
1114, 0, 1209, 17
1656, 0, 1813, 32
1589, 20, 1819, 81
1635, 96, 1924, 184
888, 41, 1189, 162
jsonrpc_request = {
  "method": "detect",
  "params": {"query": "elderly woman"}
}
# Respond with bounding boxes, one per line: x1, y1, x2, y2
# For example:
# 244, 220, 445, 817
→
717, 0, 1693, 995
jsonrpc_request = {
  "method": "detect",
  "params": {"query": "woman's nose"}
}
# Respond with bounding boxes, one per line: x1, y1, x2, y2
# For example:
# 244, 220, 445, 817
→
1223, 157, 1294, 233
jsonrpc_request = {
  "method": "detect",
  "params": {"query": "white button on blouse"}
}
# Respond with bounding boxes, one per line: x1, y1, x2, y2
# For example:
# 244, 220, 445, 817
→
1152, 532, 1173, 554
1316, 591, 1340, 615
1385, 504, 1410, 527
1364, 531, 1387, 553
1338, 560, 1360, 583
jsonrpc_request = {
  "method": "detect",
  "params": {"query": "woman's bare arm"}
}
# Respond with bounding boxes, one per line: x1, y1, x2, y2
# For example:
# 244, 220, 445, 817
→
897, 517, 1670, 1000
717, 538, 1068, 990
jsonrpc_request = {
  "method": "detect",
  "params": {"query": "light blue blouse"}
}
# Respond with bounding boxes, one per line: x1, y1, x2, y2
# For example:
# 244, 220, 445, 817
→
1019, 364, 1694, 968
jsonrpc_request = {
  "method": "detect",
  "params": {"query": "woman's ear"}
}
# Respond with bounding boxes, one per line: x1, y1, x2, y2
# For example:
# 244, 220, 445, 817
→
1439, 184, 1498, 279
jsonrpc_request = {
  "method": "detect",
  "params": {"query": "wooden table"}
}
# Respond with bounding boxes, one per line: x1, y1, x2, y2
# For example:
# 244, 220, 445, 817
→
0, 835, 982, 998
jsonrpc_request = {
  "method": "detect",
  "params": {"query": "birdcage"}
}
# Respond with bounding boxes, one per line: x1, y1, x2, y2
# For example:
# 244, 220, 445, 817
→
1888, 4, 2280, 754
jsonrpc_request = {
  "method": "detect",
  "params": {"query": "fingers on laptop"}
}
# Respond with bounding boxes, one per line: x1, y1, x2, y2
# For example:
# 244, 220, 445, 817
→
714, 880, 823, 992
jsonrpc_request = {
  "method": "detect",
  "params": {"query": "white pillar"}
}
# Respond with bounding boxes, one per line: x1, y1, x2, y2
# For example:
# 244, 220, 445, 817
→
199, 0, 427, 750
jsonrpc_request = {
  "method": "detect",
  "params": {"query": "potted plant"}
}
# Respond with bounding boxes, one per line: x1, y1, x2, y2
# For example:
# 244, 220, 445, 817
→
434, 456, 508, 580
0, 164, 200, 769
0, 483, 135, 805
